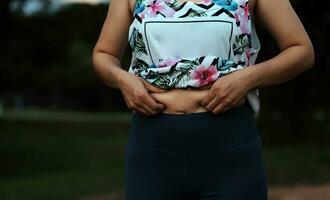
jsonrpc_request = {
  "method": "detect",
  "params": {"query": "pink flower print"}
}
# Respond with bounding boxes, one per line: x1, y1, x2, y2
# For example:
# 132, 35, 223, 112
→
202, 0, 212, 4
243, 2, 249, 16
140, 12, 146, 19
234, 3, 250, 34
190, 65, 218, 87
145, 0, 175, 17
235, 0, 246, 5
156, 57, 180, 68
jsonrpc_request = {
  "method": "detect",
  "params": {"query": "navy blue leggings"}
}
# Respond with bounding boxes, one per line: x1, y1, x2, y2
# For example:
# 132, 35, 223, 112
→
124, 102, 268, 200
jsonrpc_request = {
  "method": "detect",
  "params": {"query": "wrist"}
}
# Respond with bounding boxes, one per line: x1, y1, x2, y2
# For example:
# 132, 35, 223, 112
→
115, 68, 128, 87
241, 65, 260, 91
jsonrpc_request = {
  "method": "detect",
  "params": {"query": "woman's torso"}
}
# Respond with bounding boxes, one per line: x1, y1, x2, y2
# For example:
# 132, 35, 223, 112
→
127, 0, 261, 115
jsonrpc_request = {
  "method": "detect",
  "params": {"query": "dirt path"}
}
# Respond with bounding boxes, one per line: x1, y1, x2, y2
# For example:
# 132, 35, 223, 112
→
80, 184, 330, 200
268, 184, 330, 200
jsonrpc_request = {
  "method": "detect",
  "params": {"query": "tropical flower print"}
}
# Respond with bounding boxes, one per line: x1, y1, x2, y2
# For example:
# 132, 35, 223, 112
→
203, 0, 212, 4
132, 30, 148, 57
130, 0, 254, 86
233, 33, 251, 56
135, 1, 146, 15
213, 0, 238, 11
161, 0, 181, 10
172, 0, 212, 5
128, 0, 262, 116
131, 56, 244, 89
234, 0, 250, 33
245, 48, 251, 66
140, 0, 176, 18
136, 0, 241, 18
190, 64, 218, 87
155, 57, 181, 68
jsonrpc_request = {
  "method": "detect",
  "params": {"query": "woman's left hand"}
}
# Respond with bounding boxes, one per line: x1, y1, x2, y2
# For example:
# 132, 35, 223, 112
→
200, 69, 253, 114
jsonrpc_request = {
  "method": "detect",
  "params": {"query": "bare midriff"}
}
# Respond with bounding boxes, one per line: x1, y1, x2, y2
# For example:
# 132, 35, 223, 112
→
150, 88, 209, 114
150, 83, 246, 115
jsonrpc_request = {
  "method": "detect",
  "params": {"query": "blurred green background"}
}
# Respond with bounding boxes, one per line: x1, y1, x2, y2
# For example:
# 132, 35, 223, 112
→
0, 0, 329, 199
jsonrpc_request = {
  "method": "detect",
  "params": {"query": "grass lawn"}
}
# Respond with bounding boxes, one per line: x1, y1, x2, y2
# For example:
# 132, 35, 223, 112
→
1, 109, 330, 200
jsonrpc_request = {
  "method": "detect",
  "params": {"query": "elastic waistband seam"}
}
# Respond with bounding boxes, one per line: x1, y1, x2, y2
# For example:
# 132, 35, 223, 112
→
129, 132, 259, 155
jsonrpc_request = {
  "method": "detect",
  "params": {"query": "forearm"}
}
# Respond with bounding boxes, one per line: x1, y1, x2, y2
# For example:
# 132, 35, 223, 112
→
243, 44, 315, 90
92, 50, 128, 90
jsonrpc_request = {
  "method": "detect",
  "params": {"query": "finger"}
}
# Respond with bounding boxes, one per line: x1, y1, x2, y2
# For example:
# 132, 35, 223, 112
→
136, 97, 160, 115
236, 96, 246, 106
134, 104, 152, 116
122, 96, 130, 108
223, 104, 231, 112
213, 102, 229, 114
146, 85, 167, 93
143, 93, 166, 112
147, 84, 168, 93
199, 82, 214, 90
204, 96, 218, 111
200, 90, 216, 107
131, 93, 156, 116
140, 102, 158, 115
139, 77, 167, 93
230, 96, 246, 109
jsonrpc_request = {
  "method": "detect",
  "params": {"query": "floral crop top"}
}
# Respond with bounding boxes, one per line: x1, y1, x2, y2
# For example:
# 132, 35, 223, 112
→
127, 0, 262, 117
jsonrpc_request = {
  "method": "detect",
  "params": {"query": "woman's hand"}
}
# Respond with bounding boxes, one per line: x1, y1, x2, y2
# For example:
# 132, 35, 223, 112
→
118, 73, 167, 116
200, 70, 251, 114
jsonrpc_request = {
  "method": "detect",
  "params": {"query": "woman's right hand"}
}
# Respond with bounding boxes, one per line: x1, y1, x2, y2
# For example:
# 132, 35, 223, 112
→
118, 72, 167, 116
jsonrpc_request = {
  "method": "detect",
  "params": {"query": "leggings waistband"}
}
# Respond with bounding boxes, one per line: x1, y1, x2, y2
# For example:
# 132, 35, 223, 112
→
127, 103, 259, 155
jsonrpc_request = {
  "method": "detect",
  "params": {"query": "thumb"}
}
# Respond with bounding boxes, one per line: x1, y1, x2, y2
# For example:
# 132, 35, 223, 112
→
138, 77, 167, 93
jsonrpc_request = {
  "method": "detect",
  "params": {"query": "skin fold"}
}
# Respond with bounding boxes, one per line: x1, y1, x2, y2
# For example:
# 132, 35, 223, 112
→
148, 82, 246, 114
150, 89, 246, 114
